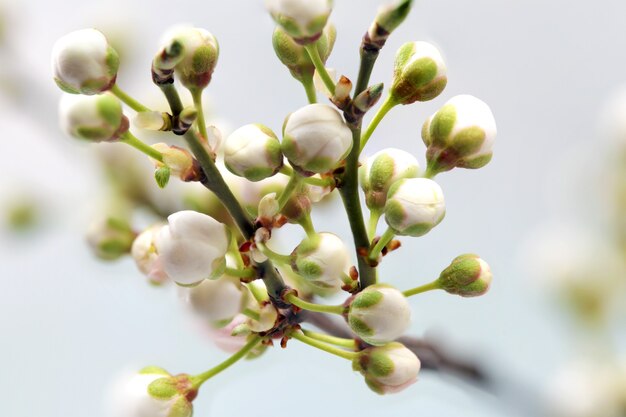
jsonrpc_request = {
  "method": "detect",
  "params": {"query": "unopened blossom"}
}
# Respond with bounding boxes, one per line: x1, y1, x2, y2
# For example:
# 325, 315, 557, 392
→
266, 0, 333, 44
384, 178, 445, 237
131, 224, 169, 285
347, 284, 411, 345
291, 232, 351, 291
390, 41, 447, 104
282, 103, 352, 174
224, 124, 283, 181
86, 216, 134, 261
59, 93, 127, 142
155, 210, 230, 285
437, 254, 492, 297
422, 95, 497, 173
360, 148, 419, 211
353, 342, 421, 394
52, 28, 119, 95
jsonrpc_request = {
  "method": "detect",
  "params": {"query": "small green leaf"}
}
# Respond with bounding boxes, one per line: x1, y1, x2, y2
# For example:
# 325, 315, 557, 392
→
155, 166, 171, 188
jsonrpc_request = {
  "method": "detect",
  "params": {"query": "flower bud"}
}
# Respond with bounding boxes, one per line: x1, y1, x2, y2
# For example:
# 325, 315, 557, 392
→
272, 23, 336, 83
179, 259, 247, 323
111, 367, 193, 417
422, 95, 497, 174
224, 124, 284, 181
371, 0, 413, 40
159, 26, 219, 90
437, 254, 492, 297
238, 174, 289, 217
384, 178, 445, 237
132, 224, 169, 285
155, 210, 230, 285
390, 41, 447, 105
59, 93, 127, 142
52, 28, 119, 95
266, 0, 333, 44
151, 143, 199, 181
347, 284, 411, 345
360, 148, 419, 211
86, 216, 134, 260
353, 342, 420, 394
291, 232, 351, 291
282, 103, 352, 174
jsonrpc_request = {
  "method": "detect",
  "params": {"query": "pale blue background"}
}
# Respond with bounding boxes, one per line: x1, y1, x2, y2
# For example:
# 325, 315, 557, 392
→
1, 0, 624, 416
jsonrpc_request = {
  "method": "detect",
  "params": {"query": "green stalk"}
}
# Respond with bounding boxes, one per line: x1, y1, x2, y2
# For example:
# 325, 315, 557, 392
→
367, 209, 382, 241
159, 83, 184, 116
360, 96, 397, 151
120, 132, 163, 162
302, 329, 357, 349
301, 76, 318, 104
225, 267, 255, 279
284, 293, 345, 315
304, 43, 335, 96
110, 84, 150, 113
277, 171, 301, 211
368, 227, 396, 263
403, 280, 441, 297
291, 331, 357, 361
191, 89, 208, 139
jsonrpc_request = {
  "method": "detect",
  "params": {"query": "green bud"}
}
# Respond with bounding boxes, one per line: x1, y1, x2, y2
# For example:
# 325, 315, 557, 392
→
59, 93, 127, 142
353, 342, 420, 394
373, 0, 413, 35
437, 254, 492, 297
224, 124, 284, 182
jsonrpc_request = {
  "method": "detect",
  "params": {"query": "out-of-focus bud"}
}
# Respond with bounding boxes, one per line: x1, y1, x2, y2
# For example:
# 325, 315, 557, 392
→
272, 24, 336, 83
132, 224, 169, 285
347, 284, 411, 345
238, 174, 289, 217
224, 124, 284, 181
353, 342, 420, 395
389, 41, 447, 105
86, 216, 134, 260
52, 28, 119, 95
134, 111, 172, 132
437, 254, 492, 297
179, 276, 247, 323
369, 0, 413, 44
383, 178, 445, 237
282, 103, 352, 174
291, 232, 352, 291
360, 148, 419, 211
111, 367, 193, 417
59, 93, 127, 142
422, 95, 497, 174
155, 210, 230, 285
266, 0, 333, 44
158, 26, 219, 91
204, 314, 269, 358
151, 143, 199, 182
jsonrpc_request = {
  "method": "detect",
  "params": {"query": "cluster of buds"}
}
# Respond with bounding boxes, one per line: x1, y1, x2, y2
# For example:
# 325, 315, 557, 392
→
51, 0, 497, 412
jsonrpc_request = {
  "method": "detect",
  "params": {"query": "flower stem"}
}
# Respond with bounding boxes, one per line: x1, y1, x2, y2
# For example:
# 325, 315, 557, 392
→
304, 43, 335, 96
247, 282, 268, 303
110, 84, 150, 113
403, 280, 441, 297
284, 292, 345, 315
119, 132, 163, 162
301, 76, 317, 104
279, 167, 333, 187
191, 335, 262, 388
225, 267, 255, 279
298, 214, 316, 238
256, 242, 292, 266
159, 83, 184, 116
367, 209, 382, 241
368, 227, 396, 263
360, 95, 397, 151
302, 328, 357, 349
277, 171, 301, 211
191, 89, 208, 139
291, 331, 357, 360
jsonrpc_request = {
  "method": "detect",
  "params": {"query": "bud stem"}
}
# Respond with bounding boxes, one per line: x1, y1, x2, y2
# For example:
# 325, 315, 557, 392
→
304, 43, 335, 96
284, 293, 345, 315
368, 227, 396, 263
191, 89, 208, 140
360, 95, 397, 151
423, 161, 439, 179
402, 280, 441, 297
159, 83, 184, 116
225, 267, 256, 279
120, 132, 164, 162
291, 331, 357, 360
110, 84, 150, 113
277, 171, 301, 211
298, 214, 317, 238
302, 328, 357, 350
367, 209, 382, 240
279, 166, 334, 187
256, 242, 292, 265
301, 76, 318, 104
191, 335, 263, 389
247, 282, 269, 303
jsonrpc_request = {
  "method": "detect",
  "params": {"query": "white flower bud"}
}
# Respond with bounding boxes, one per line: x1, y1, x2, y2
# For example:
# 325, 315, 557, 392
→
59, 93, 127, 142
437, 254, 492, 297
266, 0, 333, 44
155, 210, 230, 285
110, 367, 193, 417
282, 103, 352, 174
224, 124, 284, 181
86, 216, 135, 261
347, 284, 411, 345
291, 232, 351, 291
131, 224, 169, 285
390, 41, 447, 104
359, 148, 419, 211
353, 342, 420, 395
422, 95, 497, 173
383, 178, 445, 237
179, 276, 246, 323
52, 28, 119, 95
151, 143, 198, 181
159, 26, 219, 90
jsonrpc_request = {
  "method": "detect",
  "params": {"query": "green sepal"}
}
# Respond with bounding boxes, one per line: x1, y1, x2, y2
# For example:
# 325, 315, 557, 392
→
147, 377, 178, 400
155, 166, 171, 188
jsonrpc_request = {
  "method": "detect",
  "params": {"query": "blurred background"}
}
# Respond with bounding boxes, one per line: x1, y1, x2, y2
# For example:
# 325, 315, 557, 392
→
1, 0, 625, 416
